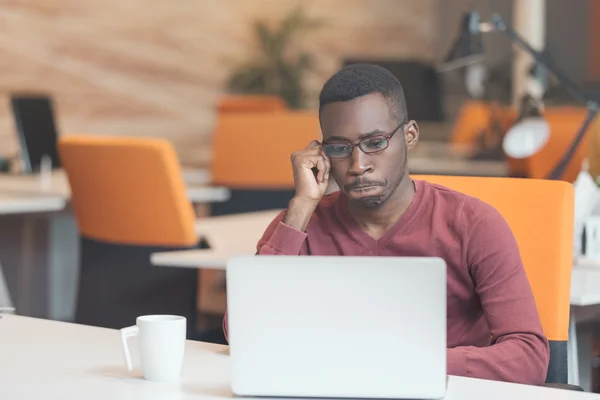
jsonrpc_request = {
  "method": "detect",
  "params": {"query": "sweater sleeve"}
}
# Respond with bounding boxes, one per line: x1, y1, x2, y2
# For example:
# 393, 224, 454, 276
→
256, 210, 309, 255
447, 198, 550, 385
224, 209, 310, 341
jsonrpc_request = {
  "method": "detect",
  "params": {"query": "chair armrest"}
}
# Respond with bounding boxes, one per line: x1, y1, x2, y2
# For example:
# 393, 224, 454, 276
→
542, 383, 584, 391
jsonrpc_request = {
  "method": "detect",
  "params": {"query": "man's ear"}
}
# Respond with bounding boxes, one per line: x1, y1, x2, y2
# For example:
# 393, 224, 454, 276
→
404, 120, 419, 151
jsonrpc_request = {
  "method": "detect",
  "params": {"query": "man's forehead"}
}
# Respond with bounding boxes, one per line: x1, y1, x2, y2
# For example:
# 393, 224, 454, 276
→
320, 95, 397, 140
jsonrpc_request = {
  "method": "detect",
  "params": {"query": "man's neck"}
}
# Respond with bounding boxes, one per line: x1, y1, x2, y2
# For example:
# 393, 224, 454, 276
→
347, 177, 416, 234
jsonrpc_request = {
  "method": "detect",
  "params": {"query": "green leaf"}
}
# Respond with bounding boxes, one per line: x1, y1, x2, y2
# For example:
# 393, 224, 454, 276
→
225, 5, 325, 109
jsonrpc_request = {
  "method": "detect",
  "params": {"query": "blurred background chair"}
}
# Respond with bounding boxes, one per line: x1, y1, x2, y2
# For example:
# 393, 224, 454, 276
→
58, 136, 203, 338
526, 106, 591, 182
412, 175, 574, 384
216, 95, 287, 113
210, 110, 321, 215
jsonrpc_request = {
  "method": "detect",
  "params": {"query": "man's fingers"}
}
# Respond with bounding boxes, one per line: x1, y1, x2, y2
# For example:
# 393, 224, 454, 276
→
323, 157, 331, 182
305, 140, 322, 150
315, 156, 330, 183
292, 147, 331, 182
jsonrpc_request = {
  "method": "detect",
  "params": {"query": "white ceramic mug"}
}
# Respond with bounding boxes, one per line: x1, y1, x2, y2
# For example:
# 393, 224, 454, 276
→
120, 315, 186, 381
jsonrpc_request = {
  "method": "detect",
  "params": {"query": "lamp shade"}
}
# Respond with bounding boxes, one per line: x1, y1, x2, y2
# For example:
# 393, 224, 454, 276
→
502, 116, 550, 158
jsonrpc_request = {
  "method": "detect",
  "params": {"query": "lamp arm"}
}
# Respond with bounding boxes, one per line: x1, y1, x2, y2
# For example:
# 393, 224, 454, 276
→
547, 105, 599, 180
490, 14, 590, 105
491, 13, 600, 180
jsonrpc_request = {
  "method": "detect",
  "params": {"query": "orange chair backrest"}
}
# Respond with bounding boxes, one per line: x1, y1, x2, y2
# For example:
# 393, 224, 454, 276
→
450, 101, 492, 146
211, 111, 321, 188
216, 95, 287, 113
58, 136, 197, 247
527, 106, 591, 182
450, 101, 517, 144
451, 101, 526, 176
412, 175, 574, 341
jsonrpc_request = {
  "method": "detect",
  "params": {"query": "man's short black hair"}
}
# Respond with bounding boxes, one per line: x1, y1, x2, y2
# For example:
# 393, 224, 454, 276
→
318, 63, 408, 123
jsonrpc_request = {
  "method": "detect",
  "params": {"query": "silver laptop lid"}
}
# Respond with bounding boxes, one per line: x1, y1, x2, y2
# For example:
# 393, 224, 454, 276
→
226, 255, 447, 399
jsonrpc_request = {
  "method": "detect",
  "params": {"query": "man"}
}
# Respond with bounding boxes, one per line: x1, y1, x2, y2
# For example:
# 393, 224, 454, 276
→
224, 63, 549, 385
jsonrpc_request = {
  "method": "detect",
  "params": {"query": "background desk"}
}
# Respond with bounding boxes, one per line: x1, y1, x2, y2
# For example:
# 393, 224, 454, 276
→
152, 209, 281, 269
1, 315, 597, 399
570, 265, 600, 391
0, 192, 68, 310
0, 192, 66, 214
0, 168, 228, 204
0, 167, 229, 321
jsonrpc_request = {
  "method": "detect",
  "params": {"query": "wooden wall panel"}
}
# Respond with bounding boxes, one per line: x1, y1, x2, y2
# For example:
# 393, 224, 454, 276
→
0, 0, 436, 166
589, 0, 600, 82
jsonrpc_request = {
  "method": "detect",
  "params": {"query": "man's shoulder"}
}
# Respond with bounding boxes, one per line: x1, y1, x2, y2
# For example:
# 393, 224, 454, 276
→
419, 179, 476, 208
418, 179, 500, 224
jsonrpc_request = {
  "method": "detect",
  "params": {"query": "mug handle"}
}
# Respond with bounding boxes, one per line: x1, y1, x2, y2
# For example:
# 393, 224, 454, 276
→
120, 325, 139, 371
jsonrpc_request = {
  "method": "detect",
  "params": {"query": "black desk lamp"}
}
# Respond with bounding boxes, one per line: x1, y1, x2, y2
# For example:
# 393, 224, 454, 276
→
443, 11, 599, 180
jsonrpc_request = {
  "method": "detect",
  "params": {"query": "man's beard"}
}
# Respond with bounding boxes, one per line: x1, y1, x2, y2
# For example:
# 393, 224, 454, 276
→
354, 148, 408, 210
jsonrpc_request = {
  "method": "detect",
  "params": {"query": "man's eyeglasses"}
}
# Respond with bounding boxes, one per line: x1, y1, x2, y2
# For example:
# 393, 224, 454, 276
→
321, 120, 407, 159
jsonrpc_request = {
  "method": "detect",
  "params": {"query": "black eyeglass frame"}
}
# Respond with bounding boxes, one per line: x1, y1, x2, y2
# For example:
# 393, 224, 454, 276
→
321, 119, 408, 158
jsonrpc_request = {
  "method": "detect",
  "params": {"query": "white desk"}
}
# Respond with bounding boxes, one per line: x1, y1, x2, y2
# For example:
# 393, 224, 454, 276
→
569, 264, 600, 391
0, 192, 68, 317
0, 167, 227, 321
0, 192, 66, 215
151, 209, 282, 269
571, 264, 600, 307
0, 168, 228, 204
0, 315, 596, 399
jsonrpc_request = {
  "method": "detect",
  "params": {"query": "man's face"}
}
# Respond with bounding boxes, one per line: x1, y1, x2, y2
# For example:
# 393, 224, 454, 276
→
320, 93, 419, 208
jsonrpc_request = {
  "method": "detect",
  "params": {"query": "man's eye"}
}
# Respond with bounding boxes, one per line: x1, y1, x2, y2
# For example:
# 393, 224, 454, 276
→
365, 139, 387, 149
328, 145, 350, 153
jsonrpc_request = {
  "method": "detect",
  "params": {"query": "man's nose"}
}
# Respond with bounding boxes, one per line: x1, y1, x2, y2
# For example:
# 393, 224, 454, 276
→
348, 147, 373, 176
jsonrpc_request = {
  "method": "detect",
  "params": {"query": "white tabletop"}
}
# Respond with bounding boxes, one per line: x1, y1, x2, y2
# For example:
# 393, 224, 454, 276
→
0, 168, 229, 205
194, 209, 282, 249
0, 315, 596, 400
0, 192, 66, 215
152, 248, 251, 269
571, 263, 600, 306
152, 209, 281, 269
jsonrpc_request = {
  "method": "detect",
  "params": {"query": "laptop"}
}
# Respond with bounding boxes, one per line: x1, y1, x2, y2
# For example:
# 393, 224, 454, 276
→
226, 255, 447, 399
11, 95, 61, 173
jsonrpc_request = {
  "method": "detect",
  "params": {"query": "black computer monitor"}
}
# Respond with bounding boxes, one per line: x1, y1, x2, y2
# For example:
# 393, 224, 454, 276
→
11, 95, 61, 173
343, 59, 446, 122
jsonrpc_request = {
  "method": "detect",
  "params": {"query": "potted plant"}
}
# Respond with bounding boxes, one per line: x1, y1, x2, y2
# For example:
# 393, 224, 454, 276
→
226, 6, 323, 109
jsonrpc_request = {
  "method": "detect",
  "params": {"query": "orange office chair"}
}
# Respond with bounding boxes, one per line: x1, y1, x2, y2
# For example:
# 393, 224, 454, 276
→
586, 114, 600, 179
210, 111, 320, 215
450, 101, 493, 147
58, 135, 202, 337
412, 175, 574, 384
527, 107, 591, 182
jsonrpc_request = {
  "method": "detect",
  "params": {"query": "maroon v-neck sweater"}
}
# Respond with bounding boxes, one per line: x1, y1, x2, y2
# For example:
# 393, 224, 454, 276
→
224, 179, 549, 385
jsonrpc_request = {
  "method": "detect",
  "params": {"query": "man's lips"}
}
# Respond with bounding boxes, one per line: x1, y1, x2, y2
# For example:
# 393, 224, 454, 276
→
346, 183, 382, 191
